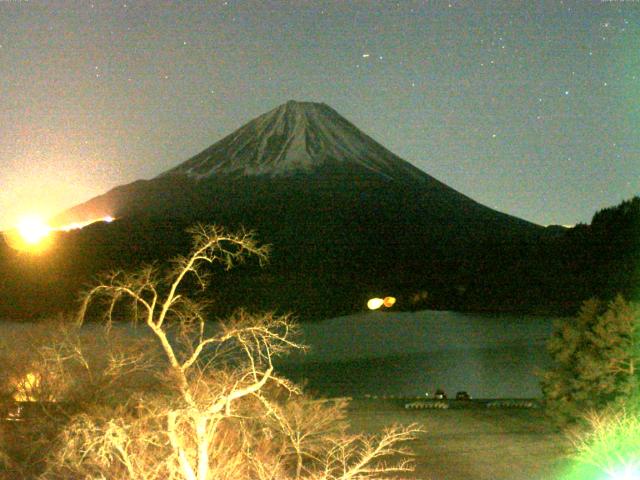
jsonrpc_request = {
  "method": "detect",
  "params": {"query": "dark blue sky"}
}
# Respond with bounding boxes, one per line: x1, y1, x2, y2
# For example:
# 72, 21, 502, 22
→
1, 0, 638, 228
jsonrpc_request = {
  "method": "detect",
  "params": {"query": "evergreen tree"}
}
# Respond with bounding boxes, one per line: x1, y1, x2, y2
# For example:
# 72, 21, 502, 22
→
540, 295, 640, 425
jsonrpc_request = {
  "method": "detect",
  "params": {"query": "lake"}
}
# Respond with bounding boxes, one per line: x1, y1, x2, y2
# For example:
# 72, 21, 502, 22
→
277, 310, 558, 399
0, 309, 560, 399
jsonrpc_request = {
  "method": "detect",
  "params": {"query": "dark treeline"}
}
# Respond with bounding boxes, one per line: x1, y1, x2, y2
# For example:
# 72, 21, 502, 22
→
0, 194, 637, 322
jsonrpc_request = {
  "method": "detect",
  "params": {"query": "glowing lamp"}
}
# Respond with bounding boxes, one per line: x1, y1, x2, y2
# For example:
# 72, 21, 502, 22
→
367, 298, 384, 310
383, 296, 396, 308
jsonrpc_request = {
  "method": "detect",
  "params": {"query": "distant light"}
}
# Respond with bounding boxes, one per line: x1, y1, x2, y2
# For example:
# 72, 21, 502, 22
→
362, 53, 370, 58
383, 296, 396, 308
13, 372, 41, 402
57, 215, 115, 232
59, 221, 88, 232
17, 215, 51, 245
4, 214, 116, 254
367, 296, 396, 310
367, 298, 384, 310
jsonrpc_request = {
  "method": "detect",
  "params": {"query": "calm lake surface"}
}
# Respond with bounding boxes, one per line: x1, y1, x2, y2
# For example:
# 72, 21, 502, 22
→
0, 310, 559, 399
277, 310, 558, 399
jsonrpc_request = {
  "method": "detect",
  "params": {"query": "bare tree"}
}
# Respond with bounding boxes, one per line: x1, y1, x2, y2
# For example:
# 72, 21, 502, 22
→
39, 224, 419, 480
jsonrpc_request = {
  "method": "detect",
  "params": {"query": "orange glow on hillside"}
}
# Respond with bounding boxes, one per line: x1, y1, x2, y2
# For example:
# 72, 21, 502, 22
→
3, 215, 53, 254
17, 216, 51, 245
3, 214, 116, 254
57, 216, 115, 231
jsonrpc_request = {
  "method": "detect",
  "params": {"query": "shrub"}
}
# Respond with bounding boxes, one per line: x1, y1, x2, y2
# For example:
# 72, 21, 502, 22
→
540, 296, 640, 425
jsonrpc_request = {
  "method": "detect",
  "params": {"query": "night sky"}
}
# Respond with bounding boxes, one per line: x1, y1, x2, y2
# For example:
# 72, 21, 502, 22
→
1, 0, 638, 230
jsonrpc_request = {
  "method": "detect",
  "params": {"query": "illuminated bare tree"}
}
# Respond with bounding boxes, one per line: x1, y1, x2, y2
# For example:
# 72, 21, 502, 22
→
39, 224, 419, 480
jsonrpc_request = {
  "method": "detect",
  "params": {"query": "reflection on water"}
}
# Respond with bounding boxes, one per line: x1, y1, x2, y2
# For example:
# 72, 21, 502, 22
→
277, 310, 557, 399
0, 309, 559, 399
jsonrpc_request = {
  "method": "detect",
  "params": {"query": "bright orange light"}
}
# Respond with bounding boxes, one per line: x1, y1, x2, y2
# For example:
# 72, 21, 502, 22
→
3, 215, 54, 253
3, 213, 116, 254
367, 298, 384, 310
12, 372, 41, 402
17, 216, 51, 245
383, 296, 396, 308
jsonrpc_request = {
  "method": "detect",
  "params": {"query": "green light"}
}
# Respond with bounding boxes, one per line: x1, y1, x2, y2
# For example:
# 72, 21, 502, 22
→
559, 409, 640, 480
608, 465, 640, 480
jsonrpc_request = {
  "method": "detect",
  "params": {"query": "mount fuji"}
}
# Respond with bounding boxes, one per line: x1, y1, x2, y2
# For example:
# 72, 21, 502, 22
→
31, 101, 555, 318
56, 100, 539, 235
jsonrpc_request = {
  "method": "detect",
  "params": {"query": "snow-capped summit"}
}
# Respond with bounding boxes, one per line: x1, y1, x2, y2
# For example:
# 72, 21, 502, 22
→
160, 100, 426, 181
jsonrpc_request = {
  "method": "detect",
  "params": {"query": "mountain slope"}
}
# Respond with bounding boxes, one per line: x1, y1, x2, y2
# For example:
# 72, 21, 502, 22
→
55, 101, 538, 235
38, 101, 556, 319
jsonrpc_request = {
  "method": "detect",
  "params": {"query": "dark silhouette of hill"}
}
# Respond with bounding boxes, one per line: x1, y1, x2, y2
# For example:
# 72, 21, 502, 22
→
2, 102, 631, 321
553, 196, 640, 304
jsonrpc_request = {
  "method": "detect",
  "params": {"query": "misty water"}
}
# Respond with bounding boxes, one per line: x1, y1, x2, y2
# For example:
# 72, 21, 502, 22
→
0, 310, 559, 400
277, 310, 558, 399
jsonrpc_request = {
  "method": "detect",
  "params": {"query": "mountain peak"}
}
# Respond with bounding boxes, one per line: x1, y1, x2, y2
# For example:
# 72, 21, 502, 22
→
283, 99, 324, 108
159, 101, 427, 181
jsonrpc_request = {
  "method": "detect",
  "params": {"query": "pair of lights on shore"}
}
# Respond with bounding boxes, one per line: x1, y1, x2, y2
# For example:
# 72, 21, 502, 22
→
367, 296, 396, 310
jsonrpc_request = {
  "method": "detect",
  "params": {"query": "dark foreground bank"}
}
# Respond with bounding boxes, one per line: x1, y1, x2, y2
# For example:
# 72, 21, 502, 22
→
345, 398, 570, 480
